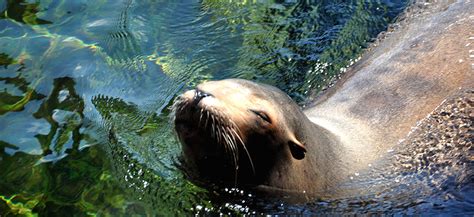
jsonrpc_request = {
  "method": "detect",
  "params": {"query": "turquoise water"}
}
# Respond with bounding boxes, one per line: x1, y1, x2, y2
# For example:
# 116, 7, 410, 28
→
0, 0, 418, 215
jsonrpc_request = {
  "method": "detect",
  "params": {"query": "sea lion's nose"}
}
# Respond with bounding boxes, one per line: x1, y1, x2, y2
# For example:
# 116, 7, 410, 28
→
193, 89, 212, 104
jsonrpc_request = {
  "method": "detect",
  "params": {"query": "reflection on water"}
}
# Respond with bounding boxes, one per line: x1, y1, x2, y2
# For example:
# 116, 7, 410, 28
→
203, 0, 405, 100
2, 0, 469, 215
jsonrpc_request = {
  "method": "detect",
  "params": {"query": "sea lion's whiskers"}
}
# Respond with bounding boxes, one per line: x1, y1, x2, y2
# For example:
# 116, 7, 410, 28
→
216, 120, 222, 144
170, 99, 179, 113
214, 112, 220, 142
175, 100, 186, 113
223, 129, 239, 186
170, 98, 185, 123
205, 110, 210, 128
199, 108, 204, 126
230, 126, 255, 176
221, 125, 233, 157
216, 112, 232, 159
218, 116, 226, 145
209, 111, 239, 185
210, 112, 216, 139
211, 112, 219, 142
222, 126, 228, 149
214, 111, 241, 185
230, 121, 255, 173
214, 112, 227, 152
223, 129, 237, 160
223, 127, 234, 156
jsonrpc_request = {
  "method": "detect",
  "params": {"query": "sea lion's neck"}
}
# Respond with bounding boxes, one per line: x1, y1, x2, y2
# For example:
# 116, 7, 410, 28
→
305, 121, 350, 184
305, 107, 383, 171
265, 115, 350, 194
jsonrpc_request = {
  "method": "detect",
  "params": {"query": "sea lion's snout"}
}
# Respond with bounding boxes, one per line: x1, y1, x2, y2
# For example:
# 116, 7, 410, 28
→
193, 89, 213, 105
174, 90, 215, 144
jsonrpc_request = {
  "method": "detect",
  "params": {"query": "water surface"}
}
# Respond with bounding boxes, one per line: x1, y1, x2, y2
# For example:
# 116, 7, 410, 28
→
6, 0, 466, 215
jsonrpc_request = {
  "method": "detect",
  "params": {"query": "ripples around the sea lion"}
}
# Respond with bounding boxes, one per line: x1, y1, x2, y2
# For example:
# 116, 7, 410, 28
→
10, 0, 468, 215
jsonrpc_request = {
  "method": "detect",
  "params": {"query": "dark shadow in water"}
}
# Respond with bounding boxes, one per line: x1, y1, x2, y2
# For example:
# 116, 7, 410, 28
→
33, 77, 84, 156
0, 53, 45, 115
0, 53, 16, 68
0, 0, 52, 25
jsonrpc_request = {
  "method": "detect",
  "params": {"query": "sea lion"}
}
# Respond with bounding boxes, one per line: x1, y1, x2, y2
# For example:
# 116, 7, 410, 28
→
173, 1, 473, 199
173, 79, 347, 196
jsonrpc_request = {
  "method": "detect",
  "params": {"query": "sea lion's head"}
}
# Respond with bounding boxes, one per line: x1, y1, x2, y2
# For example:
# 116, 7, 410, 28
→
173, 79, 308, 187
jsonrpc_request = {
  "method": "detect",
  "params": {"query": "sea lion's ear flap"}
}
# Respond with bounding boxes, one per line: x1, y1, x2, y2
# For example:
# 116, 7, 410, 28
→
288, 139, 306, 160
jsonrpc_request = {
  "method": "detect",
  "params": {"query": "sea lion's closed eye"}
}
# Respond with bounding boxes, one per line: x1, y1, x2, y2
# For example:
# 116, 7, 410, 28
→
250, 109, 272, 124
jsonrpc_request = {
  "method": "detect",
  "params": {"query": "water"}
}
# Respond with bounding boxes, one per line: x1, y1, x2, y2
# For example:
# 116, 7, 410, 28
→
3, 0, 470, 215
